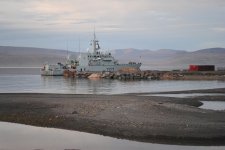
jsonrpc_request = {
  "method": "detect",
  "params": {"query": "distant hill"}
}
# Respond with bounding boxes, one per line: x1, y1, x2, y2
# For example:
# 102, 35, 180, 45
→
0, 46, 76, 67
0, 46, 225, 70
193, 47, 225, 53
111, 47, 225, 70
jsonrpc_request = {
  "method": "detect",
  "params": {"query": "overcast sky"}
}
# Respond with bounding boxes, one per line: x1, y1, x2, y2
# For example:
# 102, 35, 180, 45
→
0, 0, 225, 51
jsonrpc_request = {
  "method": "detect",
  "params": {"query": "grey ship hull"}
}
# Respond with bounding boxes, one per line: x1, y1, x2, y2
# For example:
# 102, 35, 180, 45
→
76, 63, 141, 72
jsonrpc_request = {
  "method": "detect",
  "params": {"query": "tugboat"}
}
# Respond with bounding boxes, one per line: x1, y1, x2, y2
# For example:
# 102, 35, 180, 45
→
76, 32, 141, 72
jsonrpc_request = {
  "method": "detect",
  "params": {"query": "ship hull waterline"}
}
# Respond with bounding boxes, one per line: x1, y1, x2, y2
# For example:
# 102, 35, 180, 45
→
76, 63, 141, 72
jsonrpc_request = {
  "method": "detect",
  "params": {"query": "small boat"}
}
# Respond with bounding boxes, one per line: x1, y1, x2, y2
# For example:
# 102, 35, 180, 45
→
40, 62, 65, 76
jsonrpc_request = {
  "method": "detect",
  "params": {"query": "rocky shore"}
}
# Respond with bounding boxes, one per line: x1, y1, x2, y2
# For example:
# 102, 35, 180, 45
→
64, 70, 225, 80
0, 89, 225, 145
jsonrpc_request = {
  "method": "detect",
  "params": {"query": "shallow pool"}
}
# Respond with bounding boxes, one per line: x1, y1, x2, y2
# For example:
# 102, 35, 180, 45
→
143, 93, 225, 98
0, 122, 224, 150
200, 101, 225, 111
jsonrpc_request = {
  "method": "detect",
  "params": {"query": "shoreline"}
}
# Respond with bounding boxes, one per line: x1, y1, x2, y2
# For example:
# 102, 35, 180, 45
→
0, 89, 225, 145
1, 68, 225, 81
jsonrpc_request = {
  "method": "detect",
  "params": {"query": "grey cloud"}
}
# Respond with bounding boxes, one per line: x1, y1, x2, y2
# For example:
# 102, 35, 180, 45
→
0, 0, 225, 50
71, 19, 96, 25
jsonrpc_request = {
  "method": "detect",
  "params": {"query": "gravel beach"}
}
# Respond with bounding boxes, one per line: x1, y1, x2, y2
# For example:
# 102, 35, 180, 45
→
0, 89, 225, 145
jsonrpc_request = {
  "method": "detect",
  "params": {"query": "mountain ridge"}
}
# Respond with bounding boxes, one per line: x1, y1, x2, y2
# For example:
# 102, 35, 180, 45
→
0, 46, 225, 70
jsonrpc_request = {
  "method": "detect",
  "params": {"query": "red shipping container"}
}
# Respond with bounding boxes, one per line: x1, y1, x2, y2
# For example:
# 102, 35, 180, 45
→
189, 65, 199, 71
189, 65, 215, 71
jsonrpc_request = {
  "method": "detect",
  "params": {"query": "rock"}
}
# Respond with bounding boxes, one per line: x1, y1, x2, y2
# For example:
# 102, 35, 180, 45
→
88, 73, 101, 79
72, 110, 78, 114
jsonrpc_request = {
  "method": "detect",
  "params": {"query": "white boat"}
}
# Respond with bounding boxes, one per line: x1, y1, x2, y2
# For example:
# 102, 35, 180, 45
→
40, 62, 65, 76
75, 32, 141, 72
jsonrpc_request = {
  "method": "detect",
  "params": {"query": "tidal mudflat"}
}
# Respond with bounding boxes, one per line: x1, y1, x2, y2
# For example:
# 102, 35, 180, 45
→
0, 88, 225, 145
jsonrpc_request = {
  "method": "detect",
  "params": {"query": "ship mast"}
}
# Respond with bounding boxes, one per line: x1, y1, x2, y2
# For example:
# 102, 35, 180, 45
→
66, 41, 69, 61
92, 30, 100, 54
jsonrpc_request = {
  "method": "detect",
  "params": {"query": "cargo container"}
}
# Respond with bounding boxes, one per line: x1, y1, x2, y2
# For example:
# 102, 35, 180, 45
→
189, 65, 215, 71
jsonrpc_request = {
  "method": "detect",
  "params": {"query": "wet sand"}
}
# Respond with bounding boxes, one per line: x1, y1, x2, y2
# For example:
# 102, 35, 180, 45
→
0, 89, 225, 145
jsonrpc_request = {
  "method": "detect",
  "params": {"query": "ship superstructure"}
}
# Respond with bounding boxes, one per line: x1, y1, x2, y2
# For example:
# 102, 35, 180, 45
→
76, 33, 141, 72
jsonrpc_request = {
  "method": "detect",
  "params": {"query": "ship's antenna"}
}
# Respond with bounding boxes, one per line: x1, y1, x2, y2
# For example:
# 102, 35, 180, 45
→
94, 25, 96, 41
93, 26, 97, 53
66, 40, 69, 61
78, 36, 80, 54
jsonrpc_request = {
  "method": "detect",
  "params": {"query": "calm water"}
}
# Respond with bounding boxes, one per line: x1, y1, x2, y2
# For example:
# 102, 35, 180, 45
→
200, 101, 225, 111
0, 122, 224, 150
1, 71, 225, 149
1, 74, 225, 94
145, 93, 225, 98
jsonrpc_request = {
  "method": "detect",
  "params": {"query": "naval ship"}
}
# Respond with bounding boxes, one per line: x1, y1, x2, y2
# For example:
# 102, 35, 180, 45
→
75, 33, 141, 72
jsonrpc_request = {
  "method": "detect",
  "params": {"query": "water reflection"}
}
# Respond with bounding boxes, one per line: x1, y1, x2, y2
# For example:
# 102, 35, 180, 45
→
0, 122, 224, 150
40, 76, 225, 94
0, 75, 225, 94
